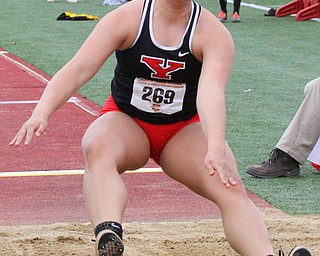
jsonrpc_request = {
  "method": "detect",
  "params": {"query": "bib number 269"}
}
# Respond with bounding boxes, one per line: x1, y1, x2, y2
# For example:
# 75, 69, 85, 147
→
131, 78, 186, 114
141, 86, 175, 104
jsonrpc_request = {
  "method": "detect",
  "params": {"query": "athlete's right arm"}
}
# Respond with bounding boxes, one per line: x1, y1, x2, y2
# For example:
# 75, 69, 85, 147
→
9, 0, 144, 146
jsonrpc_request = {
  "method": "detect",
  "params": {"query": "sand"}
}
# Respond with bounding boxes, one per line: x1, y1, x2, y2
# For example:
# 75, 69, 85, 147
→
1, 215, 319, 256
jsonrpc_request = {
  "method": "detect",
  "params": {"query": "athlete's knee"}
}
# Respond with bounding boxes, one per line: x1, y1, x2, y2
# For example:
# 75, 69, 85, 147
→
214, 181, 248, 206
81, 135, 120, 175
228, 180, 247, 197
81, 133, 110, 160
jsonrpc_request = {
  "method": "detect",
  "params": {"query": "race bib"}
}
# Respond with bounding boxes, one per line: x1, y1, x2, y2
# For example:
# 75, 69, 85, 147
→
130, 78, 186, 114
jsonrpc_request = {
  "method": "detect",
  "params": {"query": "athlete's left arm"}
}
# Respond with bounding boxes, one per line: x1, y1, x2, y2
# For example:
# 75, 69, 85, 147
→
194, 9, 237, 188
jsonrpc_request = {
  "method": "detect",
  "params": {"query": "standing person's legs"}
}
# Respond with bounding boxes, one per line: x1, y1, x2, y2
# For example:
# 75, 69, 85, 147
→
160, 123, 274, 256
219, 0, 227, 13
82, 112, 150, 255
277, 77, 320, 164
233, 0, 241, 14
218, 0, 228, 22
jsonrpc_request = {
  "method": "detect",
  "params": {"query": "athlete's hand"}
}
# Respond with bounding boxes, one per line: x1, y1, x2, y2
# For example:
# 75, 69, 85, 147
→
204, 151, 238, 189
9, 116, 48, 146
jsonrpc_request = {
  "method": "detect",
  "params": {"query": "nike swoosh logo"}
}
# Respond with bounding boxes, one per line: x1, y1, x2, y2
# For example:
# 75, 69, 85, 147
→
178, 51, 189, 57
111, 223, 121, 229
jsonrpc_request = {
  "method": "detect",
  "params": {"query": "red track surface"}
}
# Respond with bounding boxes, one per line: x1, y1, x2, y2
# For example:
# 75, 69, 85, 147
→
0, 48, 277, 226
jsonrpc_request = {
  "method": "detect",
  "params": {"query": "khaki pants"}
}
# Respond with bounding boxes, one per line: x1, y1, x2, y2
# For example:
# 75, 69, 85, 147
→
276, 77, 320, 164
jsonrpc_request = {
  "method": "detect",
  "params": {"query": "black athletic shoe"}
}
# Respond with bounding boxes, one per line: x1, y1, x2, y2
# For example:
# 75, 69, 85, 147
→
246, 148, 300, 178
95, 229, 124, 256
279, 246, 312, 256
288, 246, 312, 256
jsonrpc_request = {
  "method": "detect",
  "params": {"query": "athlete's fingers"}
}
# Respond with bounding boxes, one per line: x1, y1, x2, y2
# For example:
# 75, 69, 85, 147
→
14, 126, 27, 146
35, 123, 47, 137
11, 125, 36, 146
24, 127, 35, 145
205, 161, 215, 176
217, 168, 238, 189
9, 119, 48, 146
228, 176, 238, 187
206, 162, 229, 187
9, 134, 19, 146
218, 169, 230, 188
205, 157, 238, 188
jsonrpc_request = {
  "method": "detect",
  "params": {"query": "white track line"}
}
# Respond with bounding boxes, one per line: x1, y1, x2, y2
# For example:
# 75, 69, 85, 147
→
0, 51, 98, 116
0, 100, 40, 104
0, 98, 74, 105
0, 168, 163, 178
68, 97, 99, 117
0, 50, 49, 84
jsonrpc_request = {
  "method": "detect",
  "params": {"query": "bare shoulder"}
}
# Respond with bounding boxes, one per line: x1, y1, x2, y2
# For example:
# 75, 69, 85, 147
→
105, 0, 144, 20
196, 7, 232, 38
192, 7, 234, 61
97, 0, 145, 49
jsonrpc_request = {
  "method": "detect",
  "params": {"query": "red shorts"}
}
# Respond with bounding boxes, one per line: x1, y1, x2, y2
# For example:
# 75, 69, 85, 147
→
100, 95, 200, 164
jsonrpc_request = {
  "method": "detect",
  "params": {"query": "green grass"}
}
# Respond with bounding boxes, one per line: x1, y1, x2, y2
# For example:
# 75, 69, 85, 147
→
1, 0, 319, 215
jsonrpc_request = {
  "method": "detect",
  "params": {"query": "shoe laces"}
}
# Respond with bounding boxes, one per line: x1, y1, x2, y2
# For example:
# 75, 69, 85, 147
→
262, 149, 282, 165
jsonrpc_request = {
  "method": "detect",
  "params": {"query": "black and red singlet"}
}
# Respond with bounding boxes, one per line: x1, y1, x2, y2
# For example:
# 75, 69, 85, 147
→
111, 0, 202, 124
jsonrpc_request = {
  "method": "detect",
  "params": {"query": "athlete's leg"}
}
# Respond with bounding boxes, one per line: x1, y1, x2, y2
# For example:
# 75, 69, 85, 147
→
160, 122, 274, 256
82, 112, 150, 228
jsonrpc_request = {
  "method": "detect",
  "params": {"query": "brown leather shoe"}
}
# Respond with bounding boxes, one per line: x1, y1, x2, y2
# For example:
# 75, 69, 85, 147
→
246, 149, 300, 178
